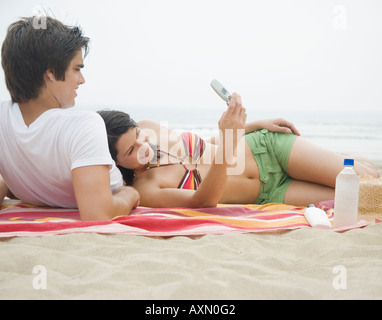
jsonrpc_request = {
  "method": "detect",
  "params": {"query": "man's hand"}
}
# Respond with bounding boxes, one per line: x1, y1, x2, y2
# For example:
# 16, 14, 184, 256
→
112, 185, 140, 211
0, 175, 8, 205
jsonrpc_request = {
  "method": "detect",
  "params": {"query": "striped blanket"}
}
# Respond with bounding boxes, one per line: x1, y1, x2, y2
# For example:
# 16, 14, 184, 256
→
0, 200, 371, 238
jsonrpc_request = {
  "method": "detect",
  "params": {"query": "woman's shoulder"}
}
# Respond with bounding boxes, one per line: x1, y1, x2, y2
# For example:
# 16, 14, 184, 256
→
137, 119, 158, 129
138, 119, 183, 145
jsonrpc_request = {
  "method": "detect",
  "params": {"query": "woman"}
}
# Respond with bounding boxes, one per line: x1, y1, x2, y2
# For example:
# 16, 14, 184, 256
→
98, 93, 379, 208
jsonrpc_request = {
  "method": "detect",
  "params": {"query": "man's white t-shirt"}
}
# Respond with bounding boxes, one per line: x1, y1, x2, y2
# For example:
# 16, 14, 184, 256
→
0, 101, 123, 208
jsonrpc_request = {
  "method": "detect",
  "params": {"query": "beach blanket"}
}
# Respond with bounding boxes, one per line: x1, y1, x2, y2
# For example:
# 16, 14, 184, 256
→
0, 200, 373, 238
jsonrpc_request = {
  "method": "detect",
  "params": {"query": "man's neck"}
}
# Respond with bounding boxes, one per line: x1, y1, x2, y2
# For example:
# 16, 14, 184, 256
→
18, 94, 60, 127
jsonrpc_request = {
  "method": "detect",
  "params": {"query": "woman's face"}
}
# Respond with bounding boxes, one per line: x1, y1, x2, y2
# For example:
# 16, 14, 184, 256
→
115, 127, 155, 169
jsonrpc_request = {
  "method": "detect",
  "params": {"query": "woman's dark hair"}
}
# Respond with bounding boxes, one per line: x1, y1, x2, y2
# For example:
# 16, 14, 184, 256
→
1, 16, 90, 103
97, 110, 137, 186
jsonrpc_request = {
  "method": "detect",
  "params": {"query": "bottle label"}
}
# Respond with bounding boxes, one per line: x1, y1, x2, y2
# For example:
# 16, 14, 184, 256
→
334, 191, 359, 228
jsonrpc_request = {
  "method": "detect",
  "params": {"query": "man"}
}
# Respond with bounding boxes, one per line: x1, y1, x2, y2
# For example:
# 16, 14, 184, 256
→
0, 16, 139, 220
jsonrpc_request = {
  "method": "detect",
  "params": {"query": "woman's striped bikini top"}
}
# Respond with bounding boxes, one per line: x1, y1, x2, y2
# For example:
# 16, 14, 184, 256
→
177, 132, 205, 190
141, 132, 206, 190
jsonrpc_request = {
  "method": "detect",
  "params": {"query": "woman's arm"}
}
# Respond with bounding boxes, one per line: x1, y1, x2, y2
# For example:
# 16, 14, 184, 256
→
206, 118, 300, 145
245, 118, 301, 135
135, 157, 229, 208
136, 93, 247, 208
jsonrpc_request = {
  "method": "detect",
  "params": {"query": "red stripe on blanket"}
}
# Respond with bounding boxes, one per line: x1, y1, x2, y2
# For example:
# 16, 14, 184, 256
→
0, 202, 344, 238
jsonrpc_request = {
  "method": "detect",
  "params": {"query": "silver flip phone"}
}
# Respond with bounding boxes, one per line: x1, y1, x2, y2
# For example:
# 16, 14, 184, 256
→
210, 79, 231, 105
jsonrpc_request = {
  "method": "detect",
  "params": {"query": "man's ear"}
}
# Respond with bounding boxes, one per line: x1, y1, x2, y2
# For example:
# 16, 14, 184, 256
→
44, 69, 56, 82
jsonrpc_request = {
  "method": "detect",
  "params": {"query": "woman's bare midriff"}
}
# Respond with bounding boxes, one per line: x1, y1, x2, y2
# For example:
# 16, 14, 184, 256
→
134, 137, 261, 204
198, 140, 261, 204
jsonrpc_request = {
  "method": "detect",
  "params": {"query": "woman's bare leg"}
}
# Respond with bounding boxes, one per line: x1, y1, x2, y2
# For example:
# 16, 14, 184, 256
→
284, 180, 334, 206
287, 137, 379, 188
284, 137, 379, 206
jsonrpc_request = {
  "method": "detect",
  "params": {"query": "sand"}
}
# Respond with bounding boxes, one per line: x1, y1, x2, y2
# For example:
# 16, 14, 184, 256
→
1, 168, 381, 300
1, 211, 382, 300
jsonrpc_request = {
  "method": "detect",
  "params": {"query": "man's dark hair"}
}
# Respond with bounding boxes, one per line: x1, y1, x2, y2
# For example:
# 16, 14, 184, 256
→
1, 16, 90, 103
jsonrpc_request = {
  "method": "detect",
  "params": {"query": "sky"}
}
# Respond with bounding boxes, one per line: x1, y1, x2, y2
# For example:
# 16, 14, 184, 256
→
1, 0, 382, 115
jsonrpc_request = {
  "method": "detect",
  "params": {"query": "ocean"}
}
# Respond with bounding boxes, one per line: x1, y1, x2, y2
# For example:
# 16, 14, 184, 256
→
79, 105, 382, 173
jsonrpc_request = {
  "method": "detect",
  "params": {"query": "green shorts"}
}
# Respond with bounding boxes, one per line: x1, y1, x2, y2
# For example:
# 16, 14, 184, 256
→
245, 129, 297, 204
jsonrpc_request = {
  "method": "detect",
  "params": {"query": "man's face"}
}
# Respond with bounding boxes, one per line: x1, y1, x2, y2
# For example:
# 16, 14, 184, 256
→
51, 50, 85, 108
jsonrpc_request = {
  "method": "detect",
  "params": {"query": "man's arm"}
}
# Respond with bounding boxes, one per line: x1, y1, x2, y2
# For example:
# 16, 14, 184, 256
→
72, 165, 140, 221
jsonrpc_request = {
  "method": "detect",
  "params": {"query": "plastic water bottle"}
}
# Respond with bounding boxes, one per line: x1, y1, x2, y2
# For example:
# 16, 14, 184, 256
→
333, 159, 359, 228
